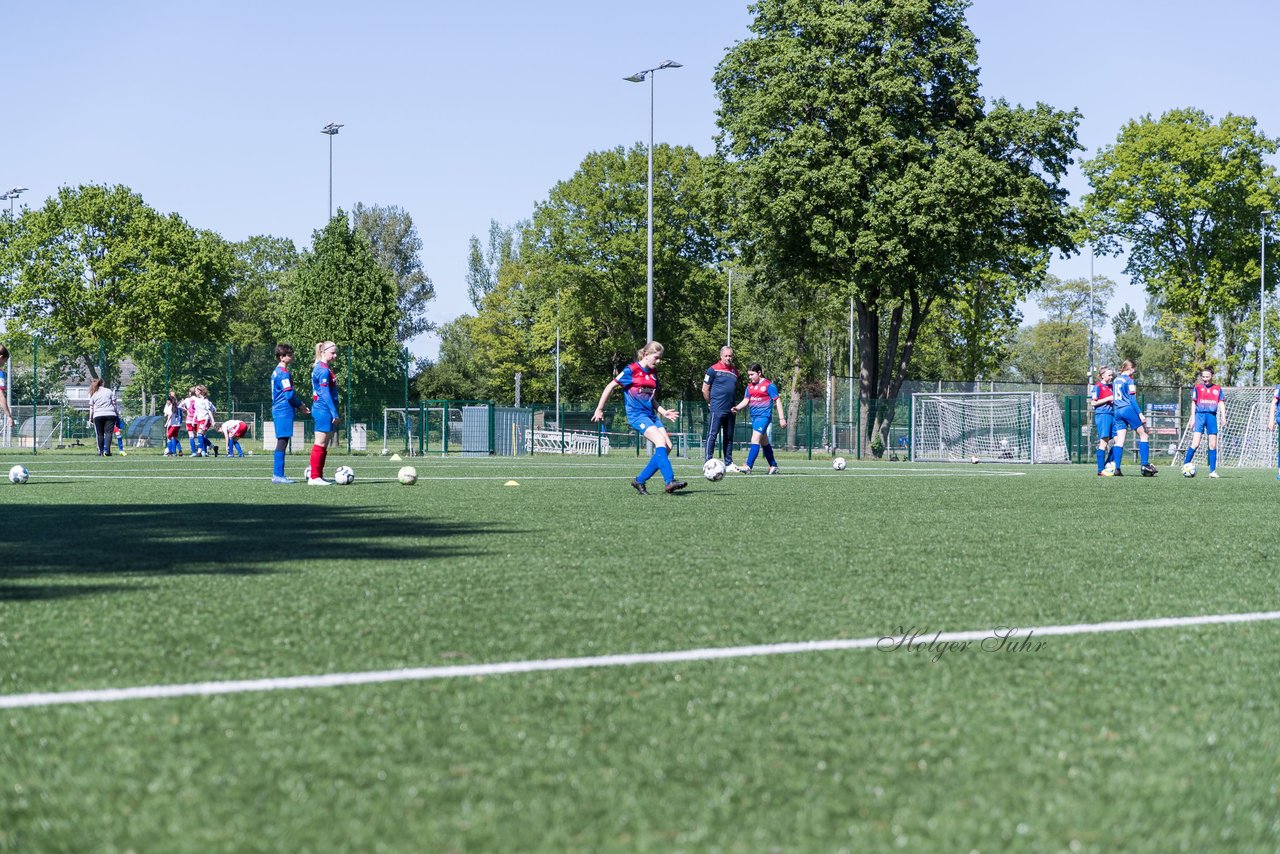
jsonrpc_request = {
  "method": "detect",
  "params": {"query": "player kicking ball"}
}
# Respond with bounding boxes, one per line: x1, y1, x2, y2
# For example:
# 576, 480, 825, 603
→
1182, 367, 1224, 478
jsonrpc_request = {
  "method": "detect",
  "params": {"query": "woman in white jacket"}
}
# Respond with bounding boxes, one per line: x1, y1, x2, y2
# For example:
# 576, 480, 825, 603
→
88, 378, 119, 457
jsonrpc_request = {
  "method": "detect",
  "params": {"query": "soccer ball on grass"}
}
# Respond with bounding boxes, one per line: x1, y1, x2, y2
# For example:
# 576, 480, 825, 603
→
398, 466, 418, 485
1181, 462, 1196, 478
334, 465, 355, 485
8, 464, 29, 484
832, 457, 846, 471
703, 459, 726, 481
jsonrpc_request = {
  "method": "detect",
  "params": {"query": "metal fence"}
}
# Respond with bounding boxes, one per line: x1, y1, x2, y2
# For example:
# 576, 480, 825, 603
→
0, 337, 1213, 463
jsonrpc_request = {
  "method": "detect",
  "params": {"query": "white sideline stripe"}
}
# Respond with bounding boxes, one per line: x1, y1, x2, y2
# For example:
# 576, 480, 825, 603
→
2, 610, 1278, 710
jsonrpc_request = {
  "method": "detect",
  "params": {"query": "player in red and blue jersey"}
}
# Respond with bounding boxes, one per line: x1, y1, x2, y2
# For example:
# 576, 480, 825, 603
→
731, 363, 788, 474
308, 341, 341, 485
1109, 359, 1157, 476
1269, 383, 1280, 480
1090, 366, 1116, 475
270, 343, 310, 483
1183, 367, 1225, 478
591, 340, 687, 495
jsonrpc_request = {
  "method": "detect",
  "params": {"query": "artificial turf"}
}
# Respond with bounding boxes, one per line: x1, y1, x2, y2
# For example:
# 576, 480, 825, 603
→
1, 452, 1277, 851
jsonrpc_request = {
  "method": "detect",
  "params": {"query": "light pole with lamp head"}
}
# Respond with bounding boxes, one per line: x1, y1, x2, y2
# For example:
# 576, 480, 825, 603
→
1263, 211, 1274, 384
321, 124, 343, 220
624, 60, 681, 342
4, 186, 27, 217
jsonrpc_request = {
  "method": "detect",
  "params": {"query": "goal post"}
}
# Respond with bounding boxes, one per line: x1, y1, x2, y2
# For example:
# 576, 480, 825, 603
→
1171, 387, 1276, 468
910, 392, 1070, 464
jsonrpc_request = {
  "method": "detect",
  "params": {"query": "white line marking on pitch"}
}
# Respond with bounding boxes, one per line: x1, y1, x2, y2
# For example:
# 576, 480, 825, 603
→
2, 610, 1276, 709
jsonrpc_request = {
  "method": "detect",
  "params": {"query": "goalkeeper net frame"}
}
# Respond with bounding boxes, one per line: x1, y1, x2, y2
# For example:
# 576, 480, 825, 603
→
1171, 386, 1276, 468
910, 392, 1070, 464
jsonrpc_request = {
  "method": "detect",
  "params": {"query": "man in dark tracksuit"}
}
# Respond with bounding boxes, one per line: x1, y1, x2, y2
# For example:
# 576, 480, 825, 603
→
702, 346, 741, 472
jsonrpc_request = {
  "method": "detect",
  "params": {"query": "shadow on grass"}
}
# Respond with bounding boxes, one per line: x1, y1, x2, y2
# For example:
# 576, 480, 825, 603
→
1, 503, 514, 601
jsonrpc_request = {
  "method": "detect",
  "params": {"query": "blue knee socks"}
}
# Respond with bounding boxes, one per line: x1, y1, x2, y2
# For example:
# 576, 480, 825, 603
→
274, 450, 286, 478
1138, 441, 1149, 466
762, 444, 777, 467
746, 444, 760, 469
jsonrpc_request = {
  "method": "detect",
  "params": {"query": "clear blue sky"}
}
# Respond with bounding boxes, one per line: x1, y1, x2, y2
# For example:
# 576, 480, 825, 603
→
6, 1, 1278, 359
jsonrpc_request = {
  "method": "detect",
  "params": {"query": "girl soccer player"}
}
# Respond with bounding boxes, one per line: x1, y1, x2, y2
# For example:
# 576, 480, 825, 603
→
181, 387, 201, 455
1110, 359, 1157, 476
308, 341, 341, 485
590, 341, 687, 495
1090, 366, 1116, 475
219, 418, 249, 458
732, 363, 788, 474
270, 344, 309, 483
162, 392, 183, 456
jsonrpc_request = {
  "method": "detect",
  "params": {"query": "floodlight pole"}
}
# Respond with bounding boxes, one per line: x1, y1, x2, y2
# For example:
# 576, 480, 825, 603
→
726, 268, 732, 346
1088, 248, 1096, 386
321, 123, 343, 220
1263, 212, 1272, 383
625, 60, 681, 342
4, 186, 27, 217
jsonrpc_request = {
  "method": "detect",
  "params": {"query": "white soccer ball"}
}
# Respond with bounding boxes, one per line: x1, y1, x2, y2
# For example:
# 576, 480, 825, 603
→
398, 466, 418, 485
1103, 461, 1116, 475
971, 456, 980, 464
8, 464, 29, 484
832, 457, 847, 471
703, 459, 726, 481
1181, 462, 1196, 478
303, 465, 312, 480
334, 465, 355, 485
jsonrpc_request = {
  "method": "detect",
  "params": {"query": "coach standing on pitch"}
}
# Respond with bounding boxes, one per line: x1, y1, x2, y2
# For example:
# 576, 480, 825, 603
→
702, 345, 741, 472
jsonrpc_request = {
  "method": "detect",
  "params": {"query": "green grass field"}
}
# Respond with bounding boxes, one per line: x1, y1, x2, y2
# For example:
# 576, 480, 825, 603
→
1, 451, 1278, 851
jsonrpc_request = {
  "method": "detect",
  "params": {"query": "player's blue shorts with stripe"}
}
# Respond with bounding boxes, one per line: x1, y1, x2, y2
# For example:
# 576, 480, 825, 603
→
1115, 407, 1143, 431
272, 409, 294, 441
313, 409, 338, 433
1193, 411, 1218, 435
628, 412, 660, 433
751, 414, 772, 433
1094, 412, 1115, 440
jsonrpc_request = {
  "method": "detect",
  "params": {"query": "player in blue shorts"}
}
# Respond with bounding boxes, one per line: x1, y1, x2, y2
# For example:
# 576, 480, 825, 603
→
308, 341, 341, 485
591, 340, 687, 495
1090, 366, 1116, 475
1108, 359, 1157, 476
270, 343, 310, 483
731, 363, 788, 474
0, 345, 13, 434
1269, 384, 1280, 480
1183, 367, 1225, 478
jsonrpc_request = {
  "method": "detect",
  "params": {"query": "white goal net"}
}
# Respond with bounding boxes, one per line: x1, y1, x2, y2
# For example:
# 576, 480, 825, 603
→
1171, 387, 1276, 468
910, 392, 1069, 464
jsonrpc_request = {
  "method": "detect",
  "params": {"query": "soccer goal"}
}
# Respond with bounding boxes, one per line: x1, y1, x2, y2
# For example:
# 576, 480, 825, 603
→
910, 392, 1070, 463
1171, 387, 1276, 468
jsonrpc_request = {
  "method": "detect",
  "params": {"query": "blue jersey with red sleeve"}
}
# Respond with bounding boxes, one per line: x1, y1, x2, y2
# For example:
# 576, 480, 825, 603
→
616, 362, 659, 420
271, 366, 303, 413
1193, 382, 1223, 413
1090, 380, 1113, 411
745, 377, 779, 418
311, 363, 339, 417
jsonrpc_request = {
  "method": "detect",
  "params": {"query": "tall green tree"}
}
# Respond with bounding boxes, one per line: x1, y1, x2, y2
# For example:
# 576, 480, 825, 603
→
1083, 108, 1280, 377
465, 220, 522, 311
280, 212, 399, 349
512, 144, 726, 402
714, 0, 1081, 445
352, 203, 435, 342
1, 184, 233, 379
